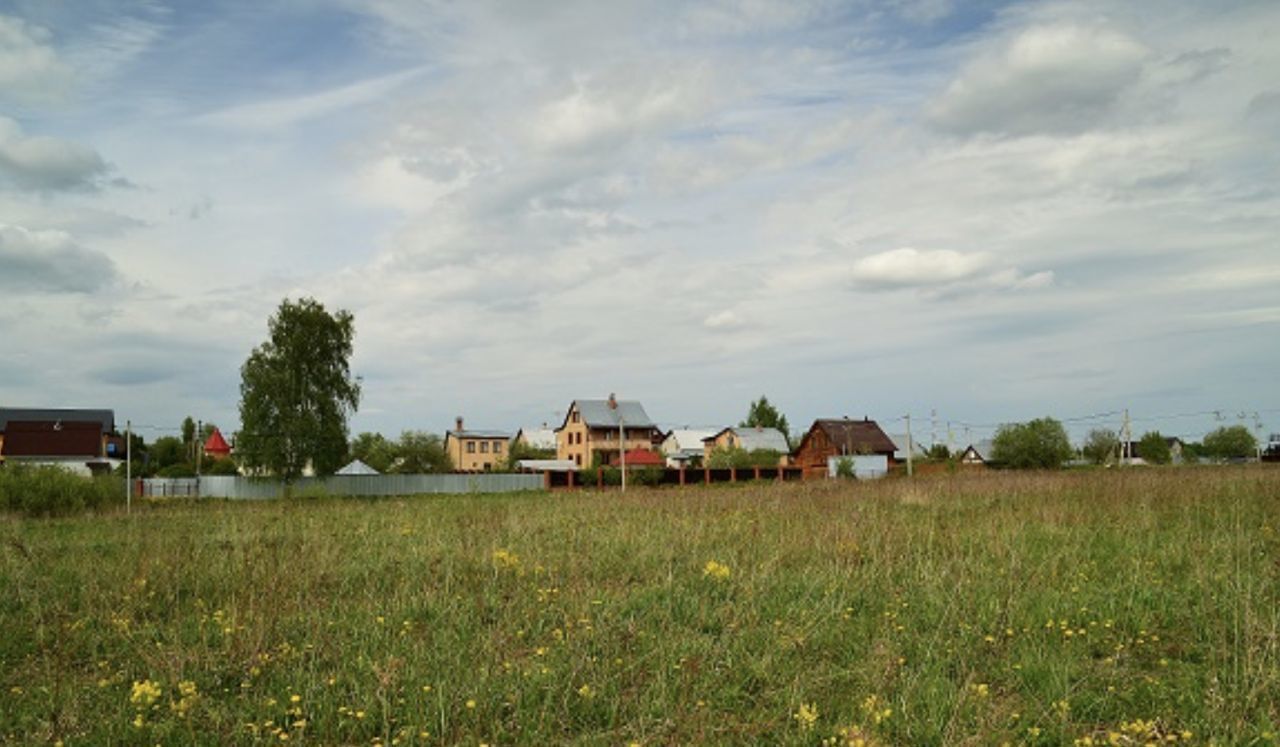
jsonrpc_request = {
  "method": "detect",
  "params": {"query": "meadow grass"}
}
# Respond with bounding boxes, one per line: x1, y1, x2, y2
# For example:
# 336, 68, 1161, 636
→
1, 468, 1278, 745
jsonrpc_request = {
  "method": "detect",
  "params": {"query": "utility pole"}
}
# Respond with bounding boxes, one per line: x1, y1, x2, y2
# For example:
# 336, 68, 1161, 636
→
196, 419, 202, 499
905, 413, 914, 478
930, 408, 937, 454
1120, 409, 1131, 465
126, 419, 132, 514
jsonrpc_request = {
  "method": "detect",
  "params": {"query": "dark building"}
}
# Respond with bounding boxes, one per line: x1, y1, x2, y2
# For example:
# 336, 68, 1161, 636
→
0, 408, 117, 475
792, 417, 897, 478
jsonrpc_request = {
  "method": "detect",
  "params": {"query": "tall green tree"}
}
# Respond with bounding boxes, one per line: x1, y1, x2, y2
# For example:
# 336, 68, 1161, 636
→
740, 396, 790, 446
237, 298, 361, 481
991, 417, 1074, 469
181, 416, 196, 446
1202, 425, 1257, 461
1136, 431, 1172, 465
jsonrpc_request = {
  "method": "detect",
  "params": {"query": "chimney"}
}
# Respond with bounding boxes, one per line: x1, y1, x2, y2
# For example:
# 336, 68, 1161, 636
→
455, 416, 464, 433
608, 393, 617, 410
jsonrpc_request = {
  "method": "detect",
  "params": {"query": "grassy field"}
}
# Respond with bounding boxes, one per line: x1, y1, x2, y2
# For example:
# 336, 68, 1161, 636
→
2, 468, 1278, 746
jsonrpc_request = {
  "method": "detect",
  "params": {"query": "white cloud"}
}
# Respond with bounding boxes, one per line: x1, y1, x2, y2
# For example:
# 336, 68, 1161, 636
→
929, 23, 1148, 136
0, 223, 118, 293
192, 66, 430, 131
0, 116, 110, 191
850, 247, 991, 288
845, 248, 1053, 295
703, 309, 745, 330
0, 14, 73, 103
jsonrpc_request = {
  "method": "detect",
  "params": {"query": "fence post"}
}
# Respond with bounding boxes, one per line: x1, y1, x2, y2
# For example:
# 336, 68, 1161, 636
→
679, 466, 686, 486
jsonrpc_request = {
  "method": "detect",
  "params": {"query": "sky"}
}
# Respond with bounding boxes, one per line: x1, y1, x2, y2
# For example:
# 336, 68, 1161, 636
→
1, 0, 1278, 447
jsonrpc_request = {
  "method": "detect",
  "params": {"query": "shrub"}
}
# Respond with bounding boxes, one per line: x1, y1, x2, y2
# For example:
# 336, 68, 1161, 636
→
157, 463, 197, 478
1082, 428, 1119, 465
991, 417, 1074, 469
1203, 425, 1257, 461
1137, 431, 1172, 465
629, 467, 665, 487
204, 458, 241, 476
0, 465, 124, 517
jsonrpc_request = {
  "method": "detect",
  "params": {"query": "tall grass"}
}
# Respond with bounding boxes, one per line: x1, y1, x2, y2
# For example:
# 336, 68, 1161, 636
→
0, 464, 123, 517
1, 468, 1277, 745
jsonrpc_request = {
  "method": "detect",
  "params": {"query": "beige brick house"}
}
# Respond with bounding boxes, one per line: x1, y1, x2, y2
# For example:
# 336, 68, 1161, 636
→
555, 395, 662, 468
445, 417, 512, 472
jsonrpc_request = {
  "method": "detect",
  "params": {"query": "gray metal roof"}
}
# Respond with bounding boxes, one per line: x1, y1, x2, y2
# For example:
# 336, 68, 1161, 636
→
710, 427, 789, 452
337, 459, 380, 475
0, 408, 114, 432
569, 400, 655, 429
446, 430, 513, 439
664, 428, 721, 452
515, 428, 557, 450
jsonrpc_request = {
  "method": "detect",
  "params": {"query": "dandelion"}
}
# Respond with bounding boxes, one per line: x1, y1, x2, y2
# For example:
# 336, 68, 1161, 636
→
130, 679, 163, 708
465, 699, 476, 709
794, 703, 819, 731
703, 560, 731, 580
577, 684, 594, 699
171, 680, 199, 717
971, 683, 990, 698
862, 694, 892, 724
492, 548, 522, 570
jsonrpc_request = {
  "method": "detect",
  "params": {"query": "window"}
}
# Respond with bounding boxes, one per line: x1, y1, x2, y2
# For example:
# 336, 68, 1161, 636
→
494, 441, 503, 453
480, 441, 489, 453
574, 454, 581, 466
572, 410, 580, 423
466, 442, 475, 454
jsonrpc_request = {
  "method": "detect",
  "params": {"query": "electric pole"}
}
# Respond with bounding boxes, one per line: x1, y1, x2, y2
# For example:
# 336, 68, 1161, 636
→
905, 413, 914, 478
126, 419, 132, 514
196, 419, 202, 498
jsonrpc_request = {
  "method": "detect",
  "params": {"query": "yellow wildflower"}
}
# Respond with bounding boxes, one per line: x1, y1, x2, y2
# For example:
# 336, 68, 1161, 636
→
703, 560, 731, 580
130, 679, 163, 708
794, 702, 819, 731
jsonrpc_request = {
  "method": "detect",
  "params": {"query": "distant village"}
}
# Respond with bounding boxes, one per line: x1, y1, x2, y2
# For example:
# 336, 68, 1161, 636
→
3, 396, 1277, 487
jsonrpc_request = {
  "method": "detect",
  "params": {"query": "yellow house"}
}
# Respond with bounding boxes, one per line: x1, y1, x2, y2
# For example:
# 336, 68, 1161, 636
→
702, 426, 791, 465
555, 395, 662, 468
445, 417, 512, 472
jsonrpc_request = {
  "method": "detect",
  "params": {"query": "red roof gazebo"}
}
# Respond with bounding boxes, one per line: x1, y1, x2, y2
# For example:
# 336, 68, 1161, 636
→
203, 427, 232, 459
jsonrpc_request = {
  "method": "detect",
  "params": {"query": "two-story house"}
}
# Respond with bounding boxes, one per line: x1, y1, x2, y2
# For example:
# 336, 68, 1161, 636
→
555, 395, 662, 468
445, 417, 512, 472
